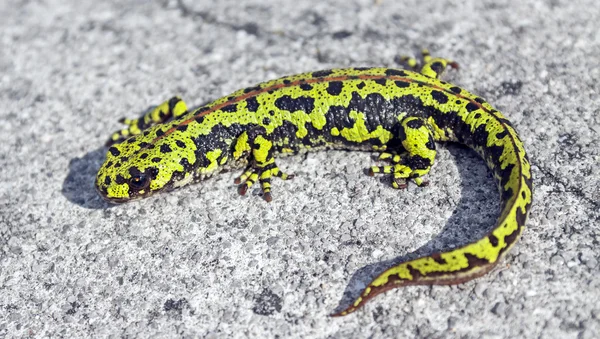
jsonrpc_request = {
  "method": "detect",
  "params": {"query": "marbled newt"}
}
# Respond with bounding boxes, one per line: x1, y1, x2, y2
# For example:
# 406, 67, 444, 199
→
95, 50, 533, 316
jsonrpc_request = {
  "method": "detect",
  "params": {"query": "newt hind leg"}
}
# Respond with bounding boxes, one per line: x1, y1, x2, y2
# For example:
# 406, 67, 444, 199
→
105, 96, 188, 146
369, 117, 436, 189
398, 49, 459, 79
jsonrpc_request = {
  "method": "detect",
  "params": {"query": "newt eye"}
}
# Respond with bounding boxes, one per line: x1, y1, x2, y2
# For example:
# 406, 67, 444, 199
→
129, 174, 150, 190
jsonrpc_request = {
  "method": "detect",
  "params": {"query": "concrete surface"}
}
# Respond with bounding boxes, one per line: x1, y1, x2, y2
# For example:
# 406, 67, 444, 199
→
1, 0, 599, 337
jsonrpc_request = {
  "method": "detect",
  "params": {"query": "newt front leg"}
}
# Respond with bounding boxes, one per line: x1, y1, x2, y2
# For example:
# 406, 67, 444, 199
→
106, 96, 188, 146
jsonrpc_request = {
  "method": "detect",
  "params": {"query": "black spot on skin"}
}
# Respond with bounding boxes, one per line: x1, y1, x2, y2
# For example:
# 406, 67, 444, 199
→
263, 117, 271, 125
283, 79, 291, 85
140, 153, 149, 159
299, 83, 313, 91
450, 86, 461, 94
327, 81, 344, 95
354, 67, 371, 71
472, 124, 490, 149
474, 113, 481, 119
431, 253, 447, 265
429, 109, 463, 140
357, 82, 366, 89
486, 141, 510, 168
252, 289, 282, 316
496, 130, 508, 139
128, 166, 142, 178
475, 97, 486, 104
466, 102, 479, 112
138, 142, 150, 148
455, 100, 461, 104
312, 70, 334, 78
243, 85, 262, 93
120, 156, 128, 163
155, 129, 165, 137
177, 124, 188, 132
105, 161, 113, 168
501, 187, 514, 203
152, 157, 161, 163
424, 252, 496, 279
269, 110, 275, 116
324, 91, 396, 134
191, 148, 210, 169
515, 204, 529, 227
104, 176, 111, 185
227, 96, 235, 101
374, 78, 387, 86
498, 212, 527, 257
430, 90, 449, 104
489, 235, 499, 247
405, 154, 431, 170
274, 95, 315, 113
425, 137, 436, 150
430, 61, 444, 75
168, 97, 181, 111
160, 144, 172, 153
195, 116, 204, 124
499, 163, 516, 196
115, 175, 126, 185
406, 264, 423, 279
246, 97, 260, 112
385, 69, 407, 77
521, 191, 526, 199
496, 117, 515, 129
221, 104, 237, 112
382, 272, 403, 287
464, 253, 490, 267
176, 140, 186, 148
108, 147, 120, 156
180, 158, 193, 172
394, 81, 410, 88
406, 118, 424, 129
245, 125, 268, 142
270, 121, 300, 146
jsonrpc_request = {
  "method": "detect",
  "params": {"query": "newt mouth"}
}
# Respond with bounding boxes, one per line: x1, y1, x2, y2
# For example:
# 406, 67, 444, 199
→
94, 182, 130, 204
100, 196, 130, 204
95, 180, 157, 204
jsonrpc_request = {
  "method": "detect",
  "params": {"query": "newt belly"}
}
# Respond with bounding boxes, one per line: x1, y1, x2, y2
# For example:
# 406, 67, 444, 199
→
95, 50, 533, 316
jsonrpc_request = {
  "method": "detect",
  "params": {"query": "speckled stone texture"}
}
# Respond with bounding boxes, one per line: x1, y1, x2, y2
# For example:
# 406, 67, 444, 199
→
1, 0, 599, 338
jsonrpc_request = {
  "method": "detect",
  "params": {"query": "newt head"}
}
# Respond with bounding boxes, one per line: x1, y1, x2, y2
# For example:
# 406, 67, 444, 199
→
95, 123, 195, 203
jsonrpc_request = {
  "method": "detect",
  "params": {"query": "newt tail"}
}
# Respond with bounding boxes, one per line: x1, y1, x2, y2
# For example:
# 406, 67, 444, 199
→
331, 80, 533, 316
